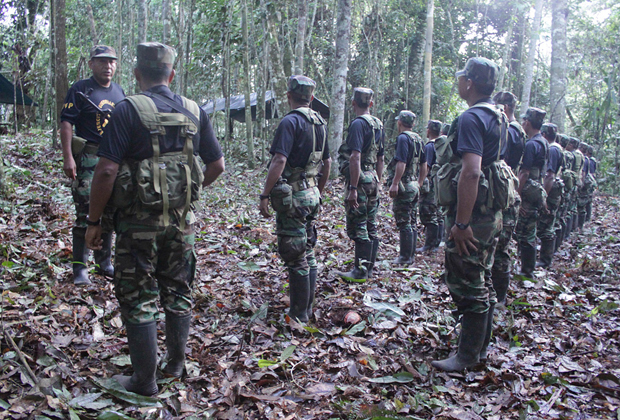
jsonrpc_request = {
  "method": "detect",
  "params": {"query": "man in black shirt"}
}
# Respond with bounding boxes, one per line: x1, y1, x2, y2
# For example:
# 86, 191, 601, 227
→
259, 75, 330, 323
417, 120, 442, 253
432, 57, 504, 372
60, 45, 125, 285
85, 43, 224, 395
515, 108, 548, 279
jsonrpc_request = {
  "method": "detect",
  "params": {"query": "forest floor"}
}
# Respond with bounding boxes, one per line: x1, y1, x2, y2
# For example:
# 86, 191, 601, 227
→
1, 133, 620, 420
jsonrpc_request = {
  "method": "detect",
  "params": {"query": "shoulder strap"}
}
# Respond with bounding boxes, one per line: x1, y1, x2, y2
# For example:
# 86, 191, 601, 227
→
144, 91, 200, 130
290, 107, 327, 126
357, 114, 383, 131
471, 102, 508, 163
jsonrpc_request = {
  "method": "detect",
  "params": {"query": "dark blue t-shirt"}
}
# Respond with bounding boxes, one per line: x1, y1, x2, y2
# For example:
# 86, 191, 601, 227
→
393, 132, 426, 166
346, 117, 385, 156
270, 111, 329, 168
589, 158, 597, 174
547, 143, 562, 174
456, 98, 502, 167
61, 77, 126, 144
98, 85, 222, 166
582, 157, 590, 174
521, 133, 547, 173
503, 123, 525, 171
424, 141, 436, 168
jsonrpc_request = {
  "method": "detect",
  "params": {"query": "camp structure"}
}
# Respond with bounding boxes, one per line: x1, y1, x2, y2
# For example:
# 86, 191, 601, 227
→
0, 73, 36, 106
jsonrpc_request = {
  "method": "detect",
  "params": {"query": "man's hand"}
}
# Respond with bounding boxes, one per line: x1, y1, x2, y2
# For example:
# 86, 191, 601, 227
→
85, 225, 103, 250
259, 198, 271, 218
449, 225, 479, 256
389, 183, 399, 198
346, 189, 359, 208
63, 155, 77, 180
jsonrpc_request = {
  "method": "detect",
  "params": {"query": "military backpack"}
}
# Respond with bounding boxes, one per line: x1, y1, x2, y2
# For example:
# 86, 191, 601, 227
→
338, 114, 383, 181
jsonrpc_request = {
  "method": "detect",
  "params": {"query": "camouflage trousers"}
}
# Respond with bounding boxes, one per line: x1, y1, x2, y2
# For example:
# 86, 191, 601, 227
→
72, 144, 114, 232
492, 195, 520, 274
567, 187, 579, 217
445, 208, 501, 314
345, 174, 379, 243
276, 186, 320, 276
555, 193, 570, 237
537, 196, 561, 241
418, 182, 441, 227
577, 185, 590, 218
515, 180, 546, 248
393, 181, 419, 231
113, 213, 196, 324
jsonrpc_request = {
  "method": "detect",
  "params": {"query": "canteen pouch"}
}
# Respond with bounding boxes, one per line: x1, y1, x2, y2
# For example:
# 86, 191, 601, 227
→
435, 162, 461, 207
420, 177, 431, 195
488, 160, 518, 210
112, 160, 137, 209
71, 135, 87, 155
270, 180, 293, 213
521, 179, 547, 210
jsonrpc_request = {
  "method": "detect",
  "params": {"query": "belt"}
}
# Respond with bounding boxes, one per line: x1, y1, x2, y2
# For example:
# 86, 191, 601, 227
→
83, 142, 99, 154
289, 177, 317, 192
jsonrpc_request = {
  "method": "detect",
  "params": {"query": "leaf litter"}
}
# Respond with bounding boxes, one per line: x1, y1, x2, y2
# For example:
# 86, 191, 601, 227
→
0, 135, 619, 419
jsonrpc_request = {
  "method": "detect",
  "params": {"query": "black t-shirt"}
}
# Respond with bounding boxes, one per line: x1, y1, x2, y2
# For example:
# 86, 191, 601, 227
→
547, 143, 562, 174
582, 157, 590, 174
424, 141, 436, 168
456, 98, 502, 167
589, 158, 597, 174
346, 117, 385, 156
60, 77, 126, 144
98, 85, 222, 165
503, 124, 525, 170
521, 133, 547, 172
269, 111, 329, 168
393, 133, 426, 166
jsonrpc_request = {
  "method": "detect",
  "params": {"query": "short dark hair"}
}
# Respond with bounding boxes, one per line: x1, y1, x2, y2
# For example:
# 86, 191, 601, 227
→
137, 65, 172, 83
289, 92, 311, 107
493, 91, 517, 111
527, 118, 543, 130
472, 81, 495, 96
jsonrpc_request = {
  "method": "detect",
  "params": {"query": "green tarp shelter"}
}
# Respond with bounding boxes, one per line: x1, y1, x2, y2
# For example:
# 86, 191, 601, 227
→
0, 73, 36, 106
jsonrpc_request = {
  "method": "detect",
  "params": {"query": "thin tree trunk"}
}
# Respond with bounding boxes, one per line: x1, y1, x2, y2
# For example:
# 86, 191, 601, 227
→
422, 0, 434, 126
294, 0, 307, 74
222, 2, 232, 154
138, 0, 147, 43
497, 13, 514, 91
241, 0, 255, 169
42, 2, 53, 127
162, 0, 171, 44
327, 0, 352, 178
117, 0, 123, 87
549, 0, 568, 132
86, 5, 98, 44
520, 0, 543, 114
54, 0, 68, 149
266, 0, 288, 119
182, 0, 195, 96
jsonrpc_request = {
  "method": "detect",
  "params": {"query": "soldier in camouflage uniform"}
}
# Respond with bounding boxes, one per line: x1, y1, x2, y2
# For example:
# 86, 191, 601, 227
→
490, 91, 524, 304
336, 88, 385, 282
553, 134, 570, 250
559, 136, 578, 242
536, 123, 564, 268
432, 58, 506, 372
567, 137, 585, 235
417, 120, 442, 253
85, 43, 225, 395
386, 111, 427, 264
259, 75, 330, 322
515, 108, 548, 279
585, 145, 597, 223
60, 45, 125, 285
577, 142, 590, 230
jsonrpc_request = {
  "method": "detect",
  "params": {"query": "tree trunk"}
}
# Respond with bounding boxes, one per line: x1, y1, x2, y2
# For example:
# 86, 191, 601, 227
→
497, 13, 514, 91
422, 0, 434, 126
86, 5, 98, 44
138, 0, 147, 43
116, 0, 122, 87
182, 0, 195, 96
327, 0, 352, 178
293, 0, 307, 75
222, 1, 232, 154
241, 0, 255, 169
162, 0, 171, 44
266, 0, 288, 119
54, 0, 68, 149
520, 0, 543, 114
549, 0, 568, 132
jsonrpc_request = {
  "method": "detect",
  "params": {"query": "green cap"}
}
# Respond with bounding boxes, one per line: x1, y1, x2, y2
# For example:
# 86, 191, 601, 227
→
522, 107, 546, 127
137, 42, 176, 69
568, 137, 580, 147
541, 123, 557, 138
579, 142, 589, 150
441, 123, 450, 135
493, 91, 517, 107
395, 110, 416, 128
427, 119, 442, 133
90, 45, 117, 60
352, 87, 374, 107
455, 57, 499, 85
287, 75, 316, 101
557, 133, 569, 147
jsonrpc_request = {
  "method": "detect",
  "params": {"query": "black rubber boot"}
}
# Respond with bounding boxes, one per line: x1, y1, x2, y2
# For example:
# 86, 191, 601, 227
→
479, 305, 496, 361
585, 201, 592, 223
393, 230, 415, 265
162, 312, 191, 378
114, 322, 159, 396
491, 270, 510, 305
519, 244, 536, 278
94, 231, 114, 278
578, 213, 586, 230
306, 267, 317, 321
417, 224, 438, 252
571, 214, 578, 233
366, 239, 380, 278
72, 227, 91, 285
288, 269, 310, 322
555, 226, 564, 252
536, 238, 555, 268
431, 311, 488, 372
437, 221, 445, 245
338, 241, 372, 282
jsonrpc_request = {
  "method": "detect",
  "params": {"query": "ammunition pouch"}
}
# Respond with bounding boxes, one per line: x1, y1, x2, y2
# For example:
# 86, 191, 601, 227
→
71, 135, 88, 155
270, 179, 293, 213
521, 179, 547, 210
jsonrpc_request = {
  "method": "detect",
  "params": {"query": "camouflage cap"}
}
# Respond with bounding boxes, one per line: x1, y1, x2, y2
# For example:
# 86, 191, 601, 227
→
90, 45, 117, 60
137, 42, 176, 69
427, 119, 442, 133
441, 123, 450, 135
522, 107, 546, 127
352, 87, 374, 107
287, 75, 316, 101
587, 145, 594, 154
395, 110, 416, 128
493, 91, 517, 107
557, 133, 569, 147
568, 137, 580, 147
579, 142, 589, 150
455, 57, 499, 85
541, 123, 557, 139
